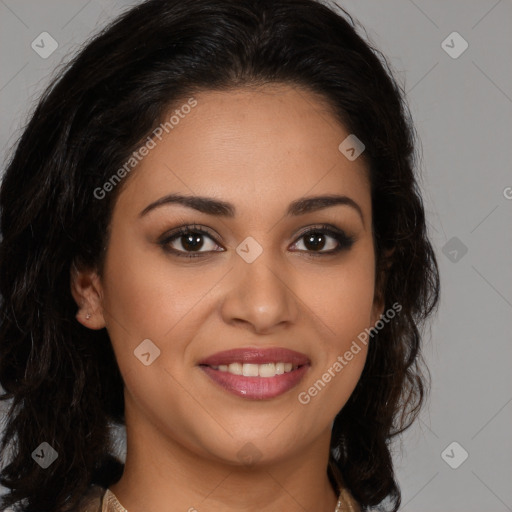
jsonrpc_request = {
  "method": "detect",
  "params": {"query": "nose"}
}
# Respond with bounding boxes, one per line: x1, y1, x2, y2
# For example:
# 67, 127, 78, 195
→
219, 250, 299, 334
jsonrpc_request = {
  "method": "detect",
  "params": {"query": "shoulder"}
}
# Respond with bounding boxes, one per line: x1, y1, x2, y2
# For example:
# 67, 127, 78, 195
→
75, 484, 107, 512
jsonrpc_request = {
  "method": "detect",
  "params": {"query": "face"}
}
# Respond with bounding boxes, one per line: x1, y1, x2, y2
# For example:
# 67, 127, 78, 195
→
73, 83, 384, 466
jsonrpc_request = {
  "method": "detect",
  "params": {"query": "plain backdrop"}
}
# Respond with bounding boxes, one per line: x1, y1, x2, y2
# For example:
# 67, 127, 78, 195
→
0, 1, 511, 511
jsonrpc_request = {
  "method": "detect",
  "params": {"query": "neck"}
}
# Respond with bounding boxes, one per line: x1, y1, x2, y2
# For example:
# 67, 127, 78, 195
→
109, 398, 340, 511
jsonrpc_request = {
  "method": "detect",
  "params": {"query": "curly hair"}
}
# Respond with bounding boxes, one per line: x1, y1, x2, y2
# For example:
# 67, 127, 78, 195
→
0, 0, 440, 510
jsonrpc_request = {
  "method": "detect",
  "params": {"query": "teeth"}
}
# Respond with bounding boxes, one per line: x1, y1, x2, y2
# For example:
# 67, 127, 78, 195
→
210, 362, 299, 377
242, 363, 259, 377
228, 362, 243, 375
259, 363, 276, 377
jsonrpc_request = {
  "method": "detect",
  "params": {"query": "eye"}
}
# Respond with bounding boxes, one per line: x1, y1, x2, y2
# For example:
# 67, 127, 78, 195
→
290, 224, 355, 256
159, 224, 223, 258
158, 223, 355, 259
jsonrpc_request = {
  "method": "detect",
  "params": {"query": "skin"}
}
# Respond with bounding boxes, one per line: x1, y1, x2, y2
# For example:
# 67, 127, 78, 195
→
71, 83, 385, 512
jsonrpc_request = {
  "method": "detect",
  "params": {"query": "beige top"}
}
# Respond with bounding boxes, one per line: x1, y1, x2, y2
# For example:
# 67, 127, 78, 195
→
76, 484, 361, 511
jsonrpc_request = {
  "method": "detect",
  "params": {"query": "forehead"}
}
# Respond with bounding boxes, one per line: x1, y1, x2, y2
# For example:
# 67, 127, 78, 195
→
116, 84, 371, 223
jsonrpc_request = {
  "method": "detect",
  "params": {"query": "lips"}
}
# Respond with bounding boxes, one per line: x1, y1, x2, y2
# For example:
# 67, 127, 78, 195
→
198, 347, 310, 400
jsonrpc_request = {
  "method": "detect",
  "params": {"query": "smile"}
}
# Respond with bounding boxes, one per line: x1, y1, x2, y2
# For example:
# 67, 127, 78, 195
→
198, 347, 310, 400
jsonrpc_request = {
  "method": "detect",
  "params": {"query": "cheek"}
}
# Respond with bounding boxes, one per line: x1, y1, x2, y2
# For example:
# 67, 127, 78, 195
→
305, 244, 377, 345
100, 227, 189, 335
296, 245, 375, 405
98, 227, 186, 377
99, 228, 227, 379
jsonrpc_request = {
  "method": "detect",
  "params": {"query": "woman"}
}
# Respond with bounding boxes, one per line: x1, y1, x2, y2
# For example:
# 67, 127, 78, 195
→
0, 0, 440, 511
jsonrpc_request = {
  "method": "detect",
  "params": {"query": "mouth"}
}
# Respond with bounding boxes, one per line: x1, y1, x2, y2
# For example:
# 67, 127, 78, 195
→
198, 347, 311, 400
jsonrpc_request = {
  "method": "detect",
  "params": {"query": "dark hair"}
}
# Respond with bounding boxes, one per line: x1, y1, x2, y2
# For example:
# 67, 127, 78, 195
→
0, 0, 440, 510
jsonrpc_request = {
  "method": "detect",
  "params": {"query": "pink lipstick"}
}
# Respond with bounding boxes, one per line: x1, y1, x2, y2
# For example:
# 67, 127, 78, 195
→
198, 347, 310, 400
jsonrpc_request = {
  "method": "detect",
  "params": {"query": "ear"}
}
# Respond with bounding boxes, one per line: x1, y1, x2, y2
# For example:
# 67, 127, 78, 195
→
70, 261, 107, 330
370, 246, 396, 327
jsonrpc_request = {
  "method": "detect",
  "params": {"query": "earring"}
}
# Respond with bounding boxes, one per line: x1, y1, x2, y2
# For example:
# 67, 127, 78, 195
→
85, 312, 92, 320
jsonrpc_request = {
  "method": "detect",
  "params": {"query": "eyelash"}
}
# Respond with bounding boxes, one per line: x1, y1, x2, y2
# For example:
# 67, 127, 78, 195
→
158, 223, 355, 259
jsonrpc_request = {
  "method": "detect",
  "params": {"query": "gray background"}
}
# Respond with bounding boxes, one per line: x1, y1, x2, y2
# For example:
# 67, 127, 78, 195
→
1, 1, 511, 510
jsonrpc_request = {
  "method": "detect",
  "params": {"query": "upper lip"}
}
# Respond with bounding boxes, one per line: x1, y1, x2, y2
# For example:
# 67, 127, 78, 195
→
198, 347, 310, 367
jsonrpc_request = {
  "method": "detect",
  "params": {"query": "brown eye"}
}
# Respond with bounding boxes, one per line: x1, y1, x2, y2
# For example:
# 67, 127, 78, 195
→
159, 225, 223, 258
291, 225, 355, 256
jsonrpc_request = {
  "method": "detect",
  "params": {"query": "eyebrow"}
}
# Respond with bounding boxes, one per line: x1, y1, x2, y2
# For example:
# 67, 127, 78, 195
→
139, 193, 364, 224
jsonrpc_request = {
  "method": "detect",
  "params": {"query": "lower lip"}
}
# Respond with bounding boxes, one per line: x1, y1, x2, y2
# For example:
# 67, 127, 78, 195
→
200, 365, 310, 400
